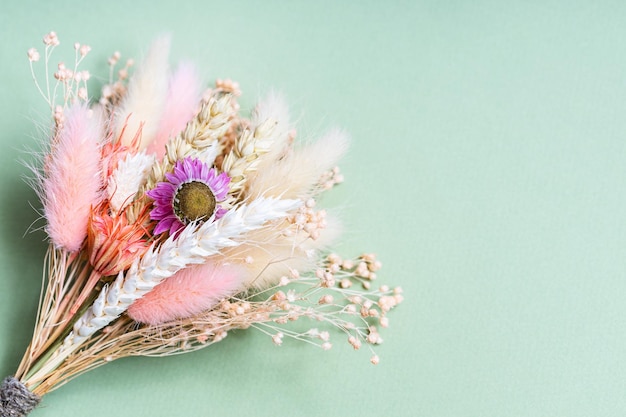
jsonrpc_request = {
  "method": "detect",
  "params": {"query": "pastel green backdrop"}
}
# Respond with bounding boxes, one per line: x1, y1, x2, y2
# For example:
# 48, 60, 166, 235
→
1, 1, 625, 416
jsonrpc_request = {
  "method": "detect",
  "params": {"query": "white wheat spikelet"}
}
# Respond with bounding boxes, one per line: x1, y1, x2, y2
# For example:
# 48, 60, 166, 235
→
63, 197, 302, 348
107, 151, 155, 213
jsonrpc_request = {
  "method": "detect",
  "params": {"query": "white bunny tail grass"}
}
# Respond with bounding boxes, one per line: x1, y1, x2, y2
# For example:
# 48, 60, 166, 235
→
246, 128, 350, 201
114, 35, 171, 150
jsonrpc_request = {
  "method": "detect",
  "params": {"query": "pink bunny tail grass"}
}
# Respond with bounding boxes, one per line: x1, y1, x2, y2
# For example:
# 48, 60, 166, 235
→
128, 262, 246, 325
146, 61, 202, 159
43, 105, 104, 252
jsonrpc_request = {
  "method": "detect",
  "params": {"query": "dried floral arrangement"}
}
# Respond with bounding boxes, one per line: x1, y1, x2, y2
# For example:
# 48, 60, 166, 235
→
0, 32, 403, 416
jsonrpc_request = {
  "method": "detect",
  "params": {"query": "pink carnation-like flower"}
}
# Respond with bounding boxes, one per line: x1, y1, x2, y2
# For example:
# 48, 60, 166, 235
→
147, 157, 230, 236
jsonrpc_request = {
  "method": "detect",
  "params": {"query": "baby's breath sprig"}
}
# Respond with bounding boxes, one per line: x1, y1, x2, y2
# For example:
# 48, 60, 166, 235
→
27, 31, 92, 132
317, 166, 345, 192
98, 51, 134, 108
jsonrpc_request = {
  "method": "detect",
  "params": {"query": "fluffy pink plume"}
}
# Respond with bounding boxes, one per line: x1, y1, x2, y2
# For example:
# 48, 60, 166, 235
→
128, 262, 245, 325
146, 62, 202, 159
43, 105, 103, 252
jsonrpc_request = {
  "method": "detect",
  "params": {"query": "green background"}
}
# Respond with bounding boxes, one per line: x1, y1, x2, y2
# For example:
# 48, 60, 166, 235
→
1, 1, 625, 416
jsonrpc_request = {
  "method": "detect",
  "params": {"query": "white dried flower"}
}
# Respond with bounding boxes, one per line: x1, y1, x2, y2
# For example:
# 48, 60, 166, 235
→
107, 152, 155, 213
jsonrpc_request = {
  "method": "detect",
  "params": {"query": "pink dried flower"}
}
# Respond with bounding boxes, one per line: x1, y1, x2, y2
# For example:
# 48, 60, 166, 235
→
147, 157, 230, 236
127, 262, 245, 325
42, 104, 103, 252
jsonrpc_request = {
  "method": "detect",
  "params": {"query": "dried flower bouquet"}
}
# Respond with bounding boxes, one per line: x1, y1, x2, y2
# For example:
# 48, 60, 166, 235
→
0, 32, 403, 416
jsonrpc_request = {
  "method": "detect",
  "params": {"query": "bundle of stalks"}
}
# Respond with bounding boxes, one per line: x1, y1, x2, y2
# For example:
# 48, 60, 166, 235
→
1, 32, 403, 416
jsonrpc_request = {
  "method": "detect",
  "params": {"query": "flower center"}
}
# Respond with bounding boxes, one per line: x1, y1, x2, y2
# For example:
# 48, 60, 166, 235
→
174, 181, 216, 223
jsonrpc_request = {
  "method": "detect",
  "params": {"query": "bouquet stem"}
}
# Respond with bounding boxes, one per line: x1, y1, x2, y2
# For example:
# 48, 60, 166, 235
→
13, 246, 107, 396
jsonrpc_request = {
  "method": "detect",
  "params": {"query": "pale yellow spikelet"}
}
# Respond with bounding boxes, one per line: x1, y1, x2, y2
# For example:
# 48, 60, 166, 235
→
145, 94, 234, 189
251, 91, 292, 167
221, 118, 278, 198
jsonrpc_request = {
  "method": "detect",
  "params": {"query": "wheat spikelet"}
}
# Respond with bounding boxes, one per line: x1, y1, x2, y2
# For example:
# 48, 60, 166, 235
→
221, 118, 278, 198
146, 94, 234, 189
250, 91, 292, 166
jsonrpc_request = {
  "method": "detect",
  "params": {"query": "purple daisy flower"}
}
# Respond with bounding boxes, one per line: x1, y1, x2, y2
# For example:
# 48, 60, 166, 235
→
147, 157, 231, 236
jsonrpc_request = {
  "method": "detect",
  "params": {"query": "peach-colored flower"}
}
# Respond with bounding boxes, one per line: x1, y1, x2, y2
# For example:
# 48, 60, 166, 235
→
87, 205, 150, 276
